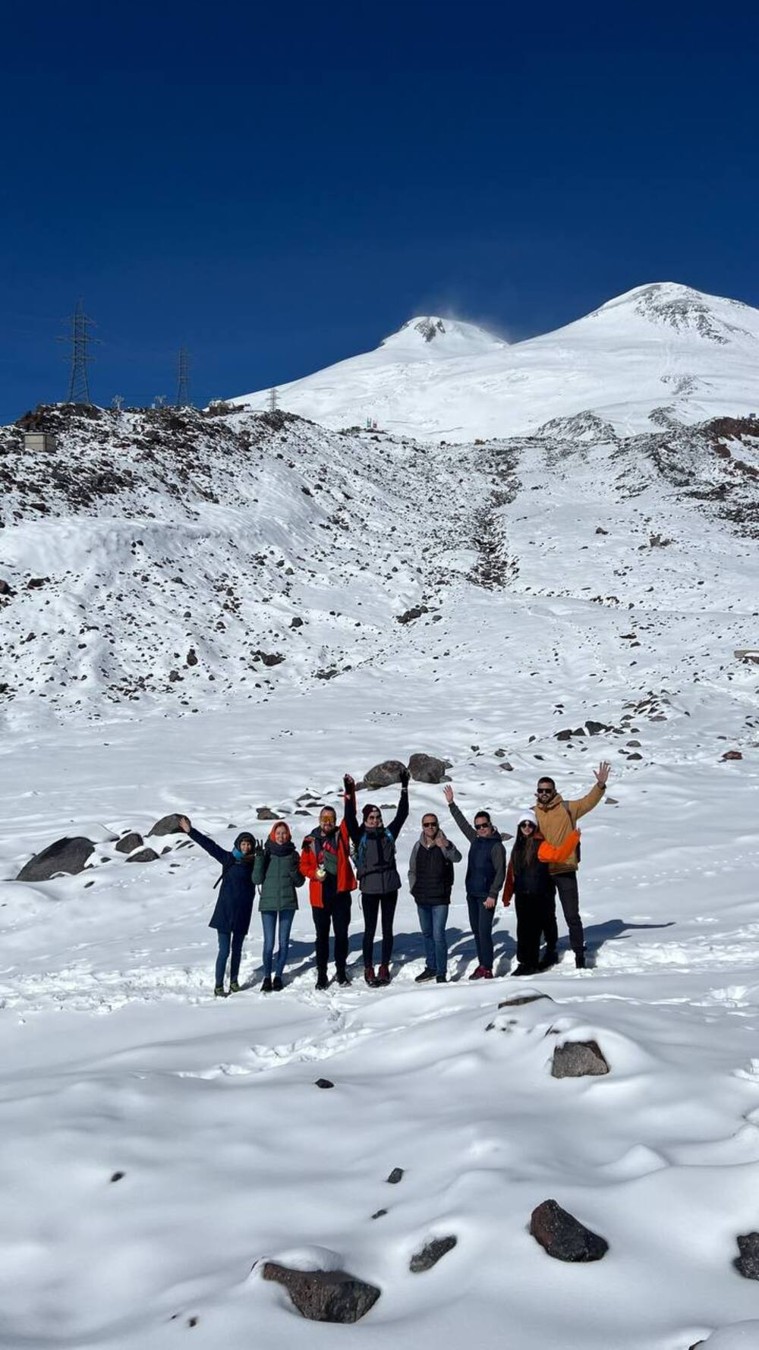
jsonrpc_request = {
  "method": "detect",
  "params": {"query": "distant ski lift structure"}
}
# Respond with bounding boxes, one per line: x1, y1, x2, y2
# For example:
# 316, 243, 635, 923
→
267, 388, 279, 413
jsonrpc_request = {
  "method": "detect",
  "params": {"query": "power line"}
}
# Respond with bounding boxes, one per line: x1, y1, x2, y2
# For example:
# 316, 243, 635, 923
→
60, 300, 96, 404
176, 346, 191, 407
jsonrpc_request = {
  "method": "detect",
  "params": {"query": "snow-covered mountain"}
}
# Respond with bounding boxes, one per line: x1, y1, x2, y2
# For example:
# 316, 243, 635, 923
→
232, 283, 759, 441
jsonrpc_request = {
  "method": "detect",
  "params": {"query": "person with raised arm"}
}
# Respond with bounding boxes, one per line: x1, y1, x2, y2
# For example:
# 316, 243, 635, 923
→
533, 762, 611, 968
443, 784, 506, 979
252, 821, 305, 991
178, 814, 258, 997
300, 776, 358, 990
408, 809, 461, 983
345, 767, 410, 986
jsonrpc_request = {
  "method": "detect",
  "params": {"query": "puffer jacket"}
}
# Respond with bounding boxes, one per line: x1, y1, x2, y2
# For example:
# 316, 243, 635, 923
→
189, 826, 257, 934
253, 829, 305, 912
535, 784, 604, 873
502, 830, 581, 905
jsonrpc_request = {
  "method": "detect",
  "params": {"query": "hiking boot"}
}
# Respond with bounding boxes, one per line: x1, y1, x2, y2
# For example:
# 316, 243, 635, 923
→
261, 976, 273, 993
539, 949, 559, 971
469, 965, 485, 981
511, 963, 538, 977
272, 975, 284, 991
436, 974, 448, 984
364, 966, 379, 987
575, 952, 586, 970
214, 985, 227, 998
377, 963, 391, 985
315, 972, 329, 991
415, 967, 436, 983
480, 967, 493, 979
229, 980, 241, 994
335, 971, 352, 987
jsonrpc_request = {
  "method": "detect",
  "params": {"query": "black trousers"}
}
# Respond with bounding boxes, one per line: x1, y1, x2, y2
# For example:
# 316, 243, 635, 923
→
361, 890, 398, 967
312, 891, 352, 976
554, 871, 584, 956
515, 887, 558, 968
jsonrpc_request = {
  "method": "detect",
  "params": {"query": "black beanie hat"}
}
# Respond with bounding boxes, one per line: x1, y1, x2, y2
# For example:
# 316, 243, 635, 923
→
362, 803, 380, 822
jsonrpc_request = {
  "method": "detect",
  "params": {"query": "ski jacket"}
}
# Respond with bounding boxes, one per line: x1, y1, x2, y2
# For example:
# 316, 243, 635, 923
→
346, 788, 409, 894
408, 833, 462, 904
189, 826, 256, 935
447, 801, 506, 899
535, 784, 604, 874
253, 836, 305, 912
502, 830, 581, 905
300, 810, 357, 909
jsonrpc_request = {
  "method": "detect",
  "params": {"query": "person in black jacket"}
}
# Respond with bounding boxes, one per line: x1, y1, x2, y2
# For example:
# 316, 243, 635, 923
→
178, 814, 258, 996
502, 812, 560, 976
444, 785, 506, 979
408, 812, 461, 983
345, 768, 409, 986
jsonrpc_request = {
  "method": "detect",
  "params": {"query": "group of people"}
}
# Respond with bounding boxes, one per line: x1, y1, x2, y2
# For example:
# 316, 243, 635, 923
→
177, 761, 611, 996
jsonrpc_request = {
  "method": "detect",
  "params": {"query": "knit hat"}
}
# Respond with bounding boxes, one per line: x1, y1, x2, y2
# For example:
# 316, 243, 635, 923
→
362, 803, 381, 822
517, 810, 538, 829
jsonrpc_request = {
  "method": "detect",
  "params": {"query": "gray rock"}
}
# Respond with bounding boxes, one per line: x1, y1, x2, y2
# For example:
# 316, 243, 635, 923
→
148, 813, 185, 836
551, 1039, 610, 1077
315, 1079, 334, 1089
734, 1232, 759, 1279
409, 1235, 458, 1273
408, 753, 450, 784
261, 1262, 380, 1323
530, 1199, 608, 1262
115, 832, 143, 854
126, 847, 160, 863
361, 759, 407, 789
17, 836, 95, 881
386, 1167, 404, 1184
257, 806, 278, 820
498, 993, 553, 1008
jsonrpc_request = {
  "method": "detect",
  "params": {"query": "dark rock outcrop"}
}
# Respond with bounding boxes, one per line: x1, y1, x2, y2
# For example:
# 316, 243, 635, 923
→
148, 813, 185, 836
551, 1040, 610, 1077
408, 753, 450, 783
261, 1262, 380, 1323
115, 832, 144, 854
361, 759, 407, 789
17, 836, 95, 881
530, 1199, 608, 1262
734, 1231, 759, 1279
386, 1167, 404, 1184
126, 847, 160, 864
409, 1235, 458, 1273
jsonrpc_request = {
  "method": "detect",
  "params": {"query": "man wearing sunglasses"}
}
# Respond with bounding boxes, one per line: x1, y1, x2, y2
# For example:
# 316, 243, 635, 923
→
443, 785, 506, 979
408, 812, 462, 983
534, 762, 610, 968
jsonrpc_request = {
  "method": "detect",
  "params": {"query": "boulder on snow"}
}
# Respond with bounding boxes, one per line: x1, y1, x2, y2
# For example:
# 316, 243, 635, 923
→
16, 836, 95, 882
551, 1040, 610, 1077
126, 847, 160, 864
360, 760, 407, 789
721, 750, 743, 762
409, 1235, 458, 1272
0, 578, 14, 597
115, 832, 144, 855
530, 1199, 608, 1262
257, 806, 278, 821
261, 1262, 380, 1323
408, 753, 450, 784
734, 1232, 759, 1280
148, 813, 185, 837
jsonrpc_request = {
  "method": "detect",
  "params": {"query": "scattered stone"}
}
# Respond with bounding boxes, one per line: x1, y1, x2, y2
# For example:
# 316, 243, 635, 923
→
257, 806, 278, 820
371, 1209, 387, 1220
595, 526, 608, 535
290, 616, 304, 628
605, 796, 619, 805
252, 650, 285, 667
722, 750, 743, 761
16, 836, 95, 882
115, 832, 143, 854
315, 1078, 334, 1089
361, 759, 408, 789
110, 1171, 125, 1183
126, 847, 160, 864
386, 1167, 404, 1184
499, 993, 552, 1008
186, 647, 198, 666
551, 1040, 610, 1077
585, 720, 612, 735
0, 578, 14, 596
530, 1199, 608, 1262
498, 761, 514, 771
261, 1262, 380, 1323
409, 1235, 458, 1273
148, 812, 185, 836
26, 576, 50, 589
734, 1232, 759, 1279
408, 753, 450, 783
397, 605, 428, 624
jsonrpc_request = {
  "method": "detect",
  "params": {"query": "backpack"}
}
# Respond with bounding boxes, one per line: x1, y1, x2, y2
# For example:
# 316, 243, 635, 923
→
356, 828, 395, 878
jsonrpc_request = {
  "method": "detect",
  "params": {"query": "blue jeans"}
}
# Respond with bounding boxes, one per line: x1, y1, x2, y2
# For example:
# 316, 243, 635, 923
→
261, 909, 295, 978
467, 894, 496, 970
215, 931, 245, 987
417, 903, 448, 976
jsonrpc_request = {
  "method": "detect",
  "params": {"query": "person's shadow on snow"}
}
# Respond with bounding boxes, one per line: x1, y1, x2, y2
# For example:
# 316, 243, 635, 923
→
581, 918, 675, 967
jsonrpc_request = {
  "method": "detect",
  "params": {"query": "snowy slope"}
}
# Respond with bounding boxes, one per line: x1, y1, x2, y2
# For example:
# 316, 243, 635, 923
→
0, 399, 759, 1350
232, 283, 759, 442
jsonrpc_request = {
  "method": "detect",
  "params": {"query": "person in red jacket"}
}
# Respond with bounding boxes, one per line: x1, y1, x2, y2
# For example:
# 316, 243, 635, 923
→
300, 774, 358, 989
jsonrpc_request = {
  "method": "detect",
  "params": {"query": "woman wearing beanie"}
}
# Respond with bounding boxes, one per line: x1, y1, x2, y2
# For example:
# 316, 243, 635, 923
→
178, 814, 258, 997
444, 785, 506, 979
345, 768, 410, 986
502, 813, 580, 975
253, 821, 305, 991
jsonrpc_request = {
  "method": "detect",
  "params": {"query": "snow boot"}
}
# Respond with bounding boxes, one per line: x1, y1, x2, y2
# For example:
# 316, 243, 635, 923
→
575, 952, 586, 970
480, 967, 493, 979
539, 949, 559, 971
377, 963, 391, 985
229, 980, 240, 994
214, 985, 227, 998
335, 970, 351, 987
315, 971, 329, 991
272, 975, 284, 991
469, 965, 485, 981
435, 974, 448, 984
364, 965, 379, 987
261, 976, 273, 993
511, 963, 538, 977
415, 968, 436, 983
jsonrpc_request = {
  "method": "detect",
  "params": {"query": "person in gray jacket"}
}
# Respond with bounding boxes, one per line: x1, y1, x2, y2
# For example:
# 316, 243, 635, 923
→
408, 812, 462, 983
444, 785, 506, 979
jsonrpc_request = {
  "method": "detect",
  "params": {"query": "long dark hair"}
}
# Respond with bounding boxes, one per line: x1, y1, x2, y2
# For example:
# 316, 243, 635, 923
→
511, 822, 540, 874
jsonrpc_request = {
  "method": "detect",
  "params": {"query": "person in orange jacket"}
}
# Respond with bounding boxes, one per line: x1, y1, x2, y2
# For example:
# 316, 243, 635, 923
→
535, 762, 610, 968
503, 813, 581, 975
300, 774, 358, 989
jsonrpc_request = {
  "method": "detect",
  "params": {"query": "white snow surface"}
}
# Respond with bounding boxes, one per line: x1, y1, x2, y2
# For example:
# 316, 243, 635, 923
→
1, 397, 759, 1349
232, 283, 759, 442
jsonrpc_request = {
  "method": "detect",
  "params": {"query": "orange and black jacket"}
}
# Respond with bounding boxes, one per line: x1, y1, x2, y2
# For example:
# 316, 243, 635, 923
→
300, 788, 357, 908
502, 830, 581, 907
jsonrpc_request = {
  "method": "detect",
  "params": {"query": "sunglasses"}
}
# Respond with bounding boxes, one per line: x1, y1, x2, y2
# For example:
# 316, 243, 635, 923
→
422, 820, 438, 828
520, 820, 536, 829
536, 788, 553, 797
474, 821, 490, 830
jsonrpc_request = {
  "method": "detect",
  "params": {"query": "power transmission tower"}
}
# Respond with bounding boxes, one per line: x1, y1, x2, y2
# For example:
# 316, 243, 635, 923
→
268, 387, 279, 413
61, 300, 96, 404
176, 347, 191, 406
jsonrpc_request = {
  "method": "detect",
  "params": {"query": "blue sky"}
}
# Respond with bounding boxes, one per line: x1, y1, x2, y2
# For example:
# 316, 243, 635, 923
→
2, 0, 758, 419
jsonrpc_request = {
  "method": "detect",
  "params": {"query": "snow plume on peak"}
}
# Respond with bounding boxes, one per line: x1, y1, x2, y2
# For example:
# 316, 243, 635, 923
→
380, 314, 508, 356
590, 281, 758, 344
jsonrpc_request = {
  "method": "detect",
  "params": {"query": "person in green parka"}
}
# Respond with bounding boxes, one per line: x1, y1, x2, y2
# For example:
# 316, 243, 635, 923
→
253, 820, 305, 991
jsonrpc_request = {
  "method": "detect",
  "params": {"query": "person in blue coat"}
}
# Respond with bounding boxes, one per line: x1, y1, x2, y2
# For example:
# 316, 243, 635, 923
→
178, 814, 258, 996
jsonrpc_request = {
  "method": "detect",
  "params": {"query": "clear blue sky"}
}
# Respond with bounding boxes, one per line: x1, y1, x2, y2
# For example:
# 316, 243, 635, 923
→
2, 0, 758, 419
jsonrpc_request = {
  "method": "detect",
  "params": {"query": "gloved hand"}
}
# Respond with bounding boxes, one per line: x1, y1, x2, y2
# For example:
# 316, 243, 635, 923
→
399, 766, 410, 788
